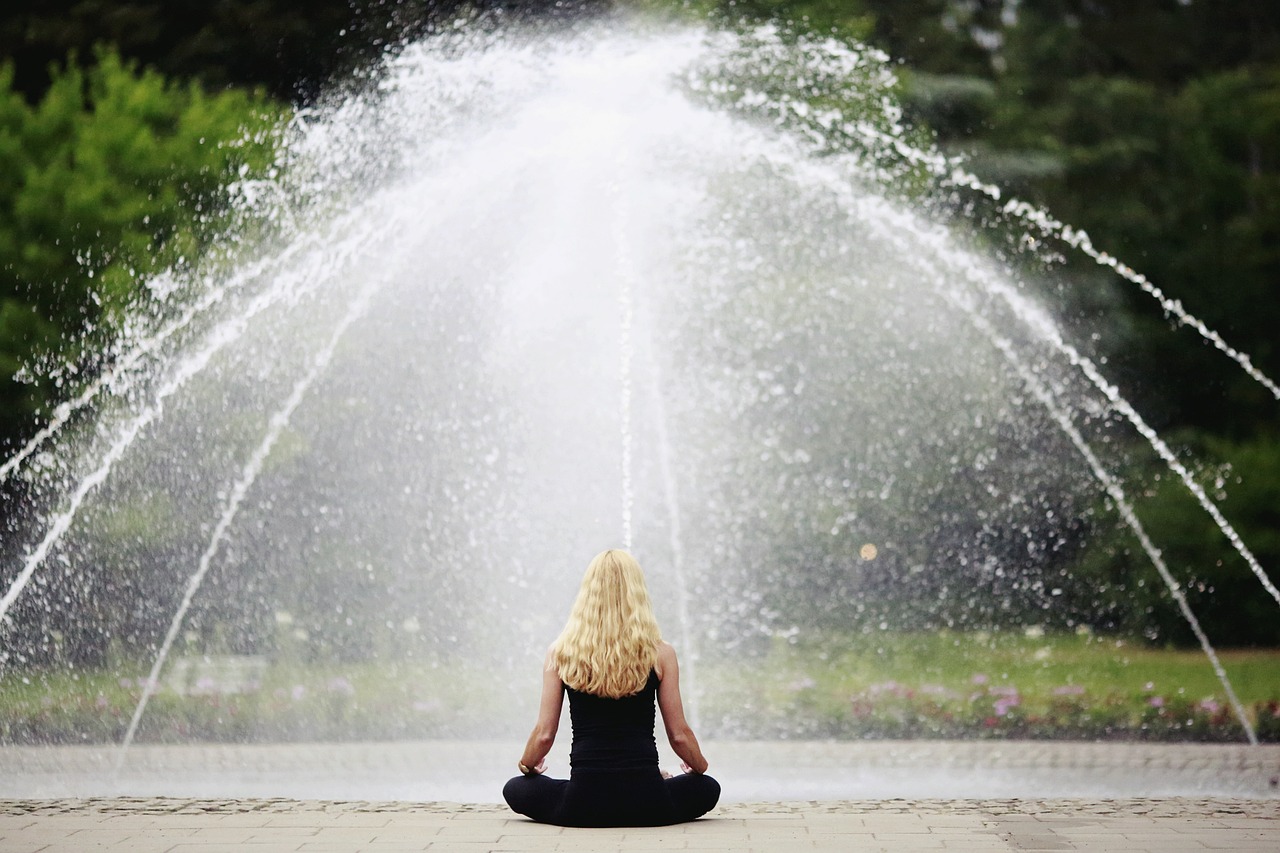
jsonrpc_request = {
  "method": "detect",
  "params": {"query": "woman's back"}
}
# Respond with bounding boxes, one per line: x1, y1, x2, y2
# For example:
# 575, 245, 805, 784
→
566, 671, 660, 772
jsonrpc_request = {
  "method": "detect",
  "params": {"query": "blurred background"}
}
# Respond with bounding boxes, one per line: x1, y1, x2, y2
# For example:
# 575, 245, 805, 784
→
0, 1, 1277, 751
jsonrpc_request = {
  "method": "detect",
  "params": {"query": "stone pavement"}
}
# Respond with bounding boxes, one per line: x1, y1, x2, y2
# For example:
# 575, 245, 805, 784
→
2, 798, 1279, 852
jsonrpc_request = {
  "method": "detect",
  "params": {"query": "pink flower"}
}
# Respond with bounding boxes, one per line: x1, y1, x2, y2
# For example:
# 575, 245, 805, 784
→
1148, 696, 1165, 708
1052, 685, 1085, 696
971, 673, 989, 685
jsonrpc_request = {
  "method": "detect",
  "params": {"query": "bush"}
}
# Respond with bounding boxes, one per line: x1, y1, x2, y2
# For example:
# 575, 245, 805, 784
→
0, 48, 281, 444
1255, 700, 1280, 743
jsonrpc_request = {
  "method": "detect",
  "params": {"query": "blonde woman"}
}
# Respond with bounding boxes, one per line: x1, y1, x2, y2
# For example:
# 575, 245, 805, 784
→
503, 549, 720, 826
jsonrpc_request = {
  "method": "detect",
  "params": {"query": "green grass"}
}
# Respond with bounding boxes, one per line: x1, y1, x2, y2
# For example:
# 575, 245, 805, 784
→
2, 631, 1278, 744
706, 629, 1280, 702
0, 659, 523, 745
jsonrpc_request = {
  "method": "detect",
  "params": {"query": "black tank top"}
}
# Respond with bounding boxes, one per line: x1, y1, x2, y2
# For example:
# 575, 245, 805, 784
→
565, 670, 660, 773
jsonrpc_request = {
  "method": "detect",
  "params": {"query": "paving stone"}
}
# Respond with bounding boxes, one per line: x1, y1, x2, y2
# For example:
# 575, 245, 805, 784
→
939, 839, 1009, 849
0, 793, 1278, 851
870, 832, 950, 846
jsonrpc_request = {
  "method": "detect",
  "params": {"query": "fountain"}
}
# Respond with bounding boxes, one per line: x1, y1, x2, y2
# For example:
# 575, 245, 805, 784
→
1, 15, 1277, 799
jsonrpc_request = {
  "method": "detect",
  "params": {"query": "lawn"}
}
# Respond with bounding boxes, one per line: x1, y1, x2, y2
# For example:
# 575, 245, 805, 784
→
2, 630, 1277, 744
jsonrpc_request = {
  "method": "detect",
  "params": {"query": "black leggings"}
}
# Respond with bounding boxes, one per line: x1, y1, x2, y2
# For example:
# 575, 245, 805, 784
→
503, 768, 720, 827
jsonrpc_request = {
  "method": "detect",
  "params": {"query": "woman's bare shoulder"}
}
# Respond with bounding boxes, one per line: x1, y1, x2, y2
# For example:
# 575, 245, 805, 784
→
655, 641, 677, 678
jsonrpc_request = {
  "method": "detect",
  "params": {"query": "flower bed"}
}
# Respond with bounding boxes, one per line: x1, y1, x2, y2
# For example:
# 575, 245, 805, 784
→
703, 675, 1274, 742
698, 631, 1280, 743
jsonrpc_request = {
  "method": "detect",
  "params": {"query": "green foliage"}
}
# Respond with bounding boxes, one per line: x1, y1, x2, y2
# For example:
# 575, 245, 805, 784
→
972, 11, 1280, 441
1058, 431, 1280, 649
1125, 435, 1280, 647
898, 71, 996, 139
0, 49, 281, 446
0, 1, 609, 104
0, 0, 406, 103
710, 0, 874, 40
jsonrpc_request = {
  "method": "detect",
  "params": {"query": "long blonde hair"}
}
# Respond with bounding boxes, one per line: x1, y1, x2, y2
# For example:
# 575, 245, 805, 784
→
552, 549, 663, 698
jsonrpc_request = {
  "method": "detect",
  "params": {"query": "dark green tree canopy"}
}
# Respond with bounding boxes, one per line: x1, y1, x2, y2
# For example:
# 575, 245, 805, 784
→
0, 0, 608, 103
0, 49, 279, 446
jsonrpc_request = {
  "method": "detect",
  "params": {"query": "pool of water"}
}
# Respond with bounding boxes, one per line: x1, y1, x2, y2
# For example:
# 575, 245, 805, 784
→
4, 740, 1277, 802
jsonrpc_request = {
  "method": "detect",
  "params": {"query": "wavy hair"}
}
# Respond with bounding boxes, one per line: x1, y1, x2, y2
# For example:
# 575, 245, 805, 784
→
552, 549, 663, 698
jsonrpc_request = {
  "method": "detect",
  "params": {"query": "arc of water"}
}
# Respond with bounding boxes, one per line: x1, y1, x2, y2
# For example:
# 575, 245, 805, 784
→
703, 43, 1280, 621
1000, 339, 1258, 745
772, 144, 1280, 613
0, 207, 386, 633
614, 158, 637, 553
975, 273, 1280, 610
0, 205, 371, 487
115, 275, 381, 765
892, 203, 1267, 747
639, 311, 699, 728
944, 289, 1258, 744
832, 117, 1280, 403
610, 134, 704, 716
859, 197, 1262, 742
618, 285, 635, 553
1001, 198, 1280, 403
747, 139, 1260, 739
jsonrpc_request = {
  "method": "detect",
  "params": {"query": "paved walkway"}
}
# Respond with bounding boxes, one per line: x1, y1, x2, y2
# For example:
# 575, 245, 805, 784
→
4, 742, 1278, 850
2, 797, 1278, 852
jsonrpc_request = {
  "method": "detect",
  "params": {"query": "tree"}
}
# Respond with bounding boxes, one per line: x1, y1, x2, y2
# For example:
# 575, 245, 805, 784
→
0, 49, 280, 449
0, 1, 609, 104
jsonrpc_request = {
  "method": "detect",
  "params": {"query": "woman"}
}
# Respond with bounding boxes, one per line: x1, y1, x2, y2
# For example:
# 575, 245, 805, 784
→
503, 549, 720, 826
